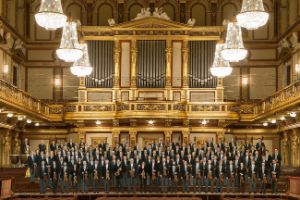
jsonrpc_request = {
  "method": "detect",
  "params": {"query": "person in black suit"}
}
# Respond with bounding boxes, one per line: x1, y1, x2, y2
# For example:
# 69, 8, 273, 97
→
104, 159, 111, 193
70, 163, 79, 192
248, 160, 258, 193
91, 160, 100, 193
39, 141, 46, 153
139, 161, 147, 192
258, 161, 268, 193
127, 158, 138, 193
227, 160, 236, 193
115, 159, 123, 191
238, 162, 246, 193
50, 160, 60, 193
28, 151, 37, 182
181, 160, 191, 193
80, 160, 89, 193
37, 160, 48, 193
272, 149, 282, 165
270, 159, 280, 193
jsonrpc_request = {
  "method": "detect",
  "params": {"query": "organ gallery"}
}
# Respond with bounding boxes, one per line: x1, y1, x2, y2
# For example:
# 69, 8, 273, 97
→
0, 0, 300, 199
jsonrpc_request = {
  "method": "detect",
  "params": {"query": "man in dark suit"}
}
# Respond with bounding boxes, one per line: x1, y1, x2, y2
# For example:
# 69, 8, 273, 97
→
258, 161, 268, 193
270, 159, 280, 193
249, 160, 258, 193
272, 149, 282, 165
28, 151, 37, 183
39, 141, 47, 153
50, 160, 60, 193
127, 158, 138, 193
80, 160, 90, 193
91, 159, 100, 193
104, 159, 111, 193
38, 160, 48, 193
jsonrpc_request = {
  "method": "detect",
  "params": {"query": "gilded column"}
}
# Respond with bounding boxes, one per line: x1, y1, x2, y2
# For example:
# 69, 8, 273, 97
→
282, 131, 289, 166
291, 129, 299, 167
182, 130, 189, 145
166, 40, 172, 88
112, 131, 120, 148
113, 39, 121, 102
2, 129, 11, 167
182, 40, 189, 102
216, 131, 225, 143
12, 132, 21, 154
129, 130, 137, 147
114, 39, 121, 88
164, 130, 172, 144
131, 39, 137, 88
182, 40, 189, 88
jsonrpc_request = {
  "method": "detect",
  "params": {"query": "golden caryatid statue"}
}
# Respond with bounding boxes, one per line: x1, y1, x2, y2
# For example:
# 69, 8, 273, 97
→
282, 132, 289, 166
12, 132, 21, 154
3, 132, 11, 166
291, 130, 299, 167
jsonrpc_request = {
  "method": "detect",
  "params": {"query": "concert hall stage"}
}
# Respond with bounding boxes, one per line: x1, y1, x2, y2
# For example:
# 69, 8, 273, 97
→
1, 168, 299, 200
12, 193, 291, 200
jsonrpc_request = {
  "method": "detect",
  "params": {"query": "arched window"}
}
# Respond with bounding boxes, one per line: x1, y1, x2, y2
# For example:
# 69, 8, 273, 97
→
162, 3, 176, 21
191, 3, 207, 26
129, 3, 143, 20
97, 4, 114, 26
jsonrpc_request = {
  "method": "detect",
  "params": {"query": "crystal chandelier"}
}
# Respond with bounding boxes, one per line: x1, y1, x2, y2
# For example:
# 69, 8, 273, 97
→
71, 42, 93, 77
35, 0, 67, 30
237, 0, 269, 30
221, 22, 248, 62
56, 21, 83, 62
211, 43, 232, 78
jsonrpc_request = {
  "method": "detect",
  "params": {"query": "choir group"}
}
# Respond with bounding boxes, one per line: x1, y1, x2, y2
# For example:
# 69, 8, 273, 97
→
27, 138, 281, 194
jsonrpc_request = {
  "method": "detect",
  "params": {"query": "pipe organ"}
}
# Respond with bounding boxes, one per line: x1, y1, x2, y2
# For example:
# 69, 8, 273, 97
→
86, 41, 115, 88
86, 40, 216, 89
189, 41, 216, 88
137, 40, 166, 88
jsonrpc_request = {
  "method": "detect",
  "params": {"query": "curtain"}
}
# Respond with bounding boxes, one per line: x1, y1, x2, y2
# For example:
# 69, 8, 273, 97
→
86, 41, 114, 88
137, 40, 166, 88
189, 41, 216, 88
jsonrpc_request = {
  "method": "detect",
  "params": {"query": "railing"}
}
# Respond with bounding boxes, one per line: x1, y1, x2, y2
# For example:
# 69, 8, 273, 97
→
0, 79, 49, 118
252, 81, 300, 116
3, 78, 300, 122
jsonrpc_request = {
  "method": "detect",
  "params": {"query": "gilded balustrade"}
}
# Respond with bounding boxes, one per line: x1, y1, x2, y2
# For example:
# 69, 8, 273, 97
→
250, 81, 300, 120
3, 78, 300, 122
0, 79, 49, 119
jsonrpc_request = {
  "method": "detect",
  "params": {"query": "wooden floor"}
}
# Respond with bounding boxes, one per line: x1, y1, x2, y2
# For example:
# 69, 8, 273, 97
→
11, 193, 297, 200
1, 167, 298, 200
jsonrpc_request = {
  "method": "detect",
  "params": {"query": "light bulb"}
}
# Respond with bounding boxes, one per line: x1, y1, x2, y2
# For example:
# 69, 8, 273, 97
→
7, 113, 13, 118
290, 112, 297, 118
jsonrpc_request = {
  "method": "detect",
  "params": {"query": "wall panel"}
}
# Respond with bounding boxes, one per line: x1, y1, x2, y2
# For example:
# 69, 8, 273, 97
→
172, 41, 182, 87
62, 68, 79, 100
27, 68, 53, 99
250, 67, 276, 100
120, 41, 131, 87
223, 67, 240, 101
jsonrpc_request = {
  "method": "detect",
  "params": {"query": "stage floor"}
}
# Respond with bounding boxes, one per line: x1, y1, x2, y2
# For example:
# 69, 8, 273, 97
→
11, 192, 300, 200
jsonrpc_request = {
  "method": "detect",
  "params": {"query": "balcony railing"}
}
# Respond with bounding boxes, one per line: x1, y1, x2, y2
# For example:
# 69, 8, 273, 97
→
2, 78, 300, 122
251, 81, 300, 119
0, 79, 49, 119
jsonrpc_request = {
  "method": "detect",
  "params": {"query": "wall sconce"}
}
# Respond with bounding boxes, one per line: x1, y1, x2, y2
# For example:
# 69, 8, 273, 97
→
242, 76, 249, 85
54, 78, 61, 86
3, 64, 9, 74
295, 64, 300, 73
